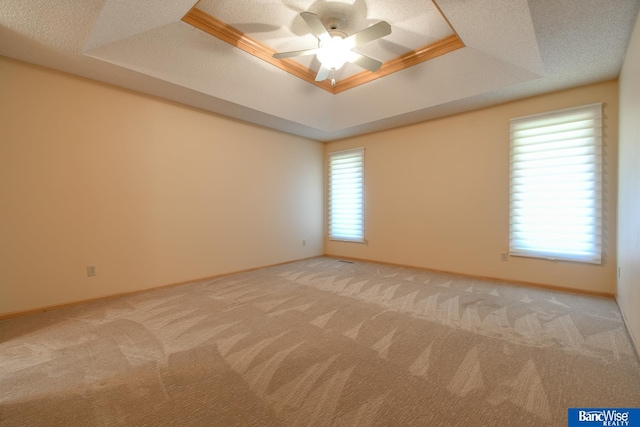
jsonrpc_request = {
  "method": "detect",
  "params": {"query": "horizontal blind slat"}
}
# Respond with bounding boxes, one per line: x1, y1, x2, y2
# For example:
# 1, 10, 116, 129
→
509, 104, 602, 264
328, 147, 365, 242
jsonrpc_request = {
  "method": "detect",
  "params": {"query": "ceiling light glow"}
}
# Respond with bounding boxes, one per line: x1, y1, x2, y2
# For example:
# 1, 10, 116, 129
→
316, 36, 349, 70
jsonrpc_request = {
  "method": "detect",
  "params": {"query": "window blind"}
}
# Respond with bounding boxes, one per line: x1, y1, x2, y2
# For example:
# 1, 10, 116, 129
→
328, 147, 365, 242
509, 103, 602, 264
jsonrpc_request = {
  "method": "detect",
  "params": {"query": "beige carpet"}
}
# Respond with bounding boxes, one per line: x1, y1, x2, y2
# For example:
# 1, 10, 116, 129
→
1, 257, 639, 426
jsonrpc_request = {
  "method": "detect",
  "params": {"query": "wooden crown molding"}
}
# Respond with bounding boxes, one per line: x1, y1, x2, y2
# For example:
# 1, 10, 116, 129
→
182, 7, 334, 92
333, 35, 464, 93
181, 4, 465, 94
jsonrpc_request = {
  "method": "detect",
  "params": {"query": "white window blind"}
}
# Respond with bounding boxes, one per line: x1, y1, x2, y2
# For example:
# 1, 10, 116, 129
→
509, 103, 602, 264
328, 148, 364, 242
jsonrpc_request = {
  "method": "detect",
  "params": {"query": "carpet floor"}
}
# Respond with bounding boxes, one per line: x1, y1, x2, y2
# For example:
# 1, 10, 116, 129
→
1, 257, 639, 426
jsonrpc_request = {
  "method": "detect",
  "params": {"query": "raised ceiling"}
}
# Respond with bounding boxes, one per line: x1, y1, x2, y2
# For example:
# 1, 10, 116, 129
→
182, 1, 464, 93
1, 0, 639, 141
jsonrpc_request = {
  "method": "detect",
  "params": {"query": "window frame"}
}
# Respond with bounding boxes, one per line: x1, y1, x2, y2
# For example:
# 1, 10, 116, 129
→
508, 103, 603, 264
327, 147, 365, 243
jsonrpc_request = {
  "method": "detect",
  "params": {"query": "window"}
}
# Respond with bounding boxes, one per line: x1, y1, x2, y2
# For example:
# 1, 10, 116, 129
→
509, 103, 602, 264
328, 147, 365, 242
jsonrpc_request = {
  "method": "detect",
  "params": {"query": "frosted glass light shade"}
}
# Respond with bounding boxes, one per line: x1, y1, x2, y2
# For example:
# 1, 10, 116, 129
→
316, 36, 349, 70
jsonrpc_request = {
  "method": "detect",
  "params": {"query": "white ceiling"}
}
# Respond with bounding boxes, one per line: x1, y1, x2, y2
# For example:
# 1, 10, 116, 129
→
1, 0, 639, 141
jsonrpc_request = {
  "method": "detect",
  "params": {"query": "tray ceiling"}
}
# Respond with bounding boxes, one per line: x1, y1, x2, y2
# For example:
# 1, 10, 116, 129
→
1, 0, 639, 141
188, 0, 463, 92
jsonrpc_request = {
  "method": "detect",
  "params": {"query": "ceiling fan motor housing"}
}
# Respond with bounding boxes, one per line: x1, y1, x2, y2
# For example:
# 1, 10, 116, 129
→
324, 15, 347, 31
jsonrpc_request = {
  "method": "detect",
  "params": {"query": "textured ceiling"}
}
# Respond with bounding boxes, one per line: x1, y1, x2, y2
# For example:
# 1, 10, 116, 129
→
1, 0, 639, 141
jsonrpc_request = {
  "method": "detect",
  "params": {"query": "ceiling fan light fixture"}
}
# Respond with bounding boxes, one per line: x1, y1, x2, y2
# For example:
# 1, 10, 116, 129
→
272, 12, 391, 82
316, 36, 349, 70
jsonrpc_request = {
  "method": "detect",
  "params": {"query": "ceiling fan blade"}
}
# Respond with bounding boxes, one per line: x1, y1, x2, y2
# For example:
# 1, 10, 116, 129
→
315, 66, 331, 81
343, 21, 391, 49
347, 52, 383, 72
301, 12, 330, 42
273, 48, 319, 59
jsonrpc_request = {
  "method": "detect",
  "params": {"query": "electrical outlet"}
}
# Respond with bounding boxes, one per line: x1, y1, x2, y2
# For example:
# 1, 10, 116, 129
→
87, 265, 96, 277
501, 253, 508, 261
302, 239, 306, 246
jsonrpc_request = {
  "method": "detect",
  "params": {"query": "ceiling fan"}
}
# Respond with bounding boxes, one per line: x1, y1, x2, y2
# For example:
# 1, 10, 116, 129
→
273, 12, 391, 83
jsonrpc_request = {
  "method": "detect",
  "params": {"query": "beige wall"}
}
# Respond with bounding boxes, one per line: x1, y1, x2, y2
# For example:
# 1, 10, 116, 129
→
0, 57, 324, 317
326, 81, 619, 295
0, 53, 626, 318
617, 12, 640, 354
